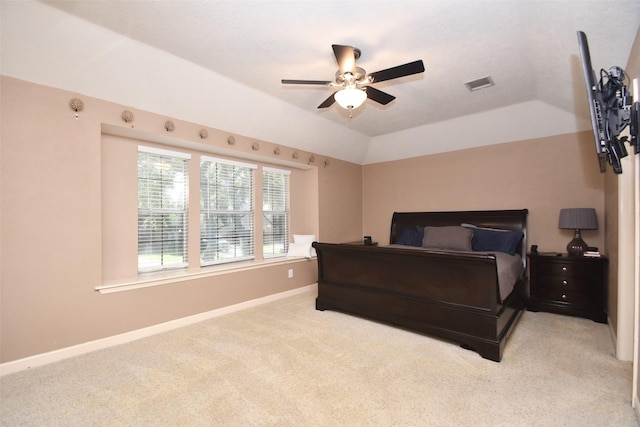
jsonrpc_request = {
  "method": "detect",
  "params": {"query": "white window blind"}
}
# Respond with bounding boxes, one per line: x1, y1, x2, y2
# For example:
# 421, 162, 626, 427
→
137, 146, 190, 272
200, 156, 256, 266
262, 167, 290, 258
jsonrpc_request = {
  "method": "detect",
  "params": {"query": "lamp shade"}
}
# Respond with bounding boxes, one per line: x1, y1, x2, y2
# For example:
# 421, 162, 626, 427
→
558, 208, 598, 230
558, 208, 598, 256
334, 87, 367, 110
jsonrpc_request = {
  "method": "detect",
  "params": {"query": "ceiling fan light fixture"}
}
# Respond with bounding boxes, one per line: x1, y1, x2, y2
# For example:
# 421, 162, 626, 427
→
283, 44, 424, 113
334, 87, 367, 110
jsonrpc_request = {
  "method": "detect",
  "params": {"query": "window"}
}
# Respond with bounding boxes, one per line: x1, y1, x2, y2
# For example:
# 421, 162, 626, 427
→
200, 156, 256, 265
101, 133, 312, 290
137, 146, 190, 272
262, 167, 290, 258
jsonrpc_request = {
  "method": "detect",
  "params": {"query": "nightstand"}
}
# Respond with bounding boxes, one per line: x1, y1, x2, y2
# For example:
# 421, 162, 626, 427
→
527, 253, 608, 323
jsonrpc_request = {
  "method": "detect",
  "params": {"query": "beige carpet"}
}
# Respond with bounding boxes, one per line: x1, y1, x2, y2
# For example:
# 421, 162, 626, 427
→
1, 290, 637, 426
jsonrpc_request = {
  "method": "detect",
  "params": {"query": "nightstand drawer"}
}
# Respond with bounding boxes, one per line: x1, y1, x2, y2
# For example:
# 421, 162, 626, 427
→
536, 274, 595, 291
534, 287, 593, 305
534, 261, 602, 278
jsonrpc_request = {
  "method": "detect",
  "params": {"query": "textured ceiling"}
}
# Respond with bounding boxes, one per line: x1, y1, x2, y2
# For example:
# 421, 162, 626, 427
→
1, 1, 638, 165
38, 0, 640, 139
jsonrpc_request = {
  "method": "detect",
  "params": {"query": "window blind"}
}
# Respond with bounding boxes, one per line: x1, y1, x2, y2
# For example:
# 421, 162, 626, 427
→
262, 167, 290, 258
137, 146, 190, 272
200, 156, 257, 266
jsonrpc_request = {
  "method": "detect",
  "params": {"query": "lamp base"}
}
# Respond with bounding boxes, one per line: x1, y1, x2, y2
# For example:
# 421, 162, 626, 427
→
566, 229, 588, 256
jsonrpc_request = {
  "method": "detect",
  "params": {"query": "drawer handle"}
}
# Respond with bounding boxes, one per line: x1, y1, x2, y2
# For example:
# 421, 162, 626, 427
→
562, 266, 567, 271
562, 294, 567, 299
562, 280, 568, 285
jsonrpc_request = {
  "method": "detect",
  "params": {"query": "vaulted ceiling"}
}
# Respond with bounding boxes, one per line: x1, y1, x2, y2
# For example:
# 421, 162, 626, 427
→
2, 1, 639, 164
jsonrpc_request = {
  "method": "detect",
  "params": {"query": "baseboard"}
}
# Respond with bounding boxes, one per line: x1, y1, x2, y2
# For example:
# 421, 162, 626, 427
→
0, 284, 317, 376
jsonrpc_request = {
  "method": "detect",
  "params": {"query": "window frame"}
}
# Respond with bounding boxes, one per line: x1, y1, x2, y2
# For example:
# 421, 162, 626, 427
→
262, 166, 291, 259
200, 155, 257, 266
137, 145, 191, 273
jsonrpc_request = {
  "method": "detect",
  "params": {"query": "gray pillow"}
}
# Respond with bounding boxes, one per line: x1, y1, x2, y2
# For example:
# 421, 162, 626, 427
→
422, 226, 473, 251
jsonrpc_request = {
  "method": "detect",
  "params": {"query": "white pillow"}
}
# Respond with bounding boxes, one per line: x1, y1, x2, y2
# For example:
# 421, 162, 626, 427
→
293, 234, 317, 257
293, 234, 316, 243
287, 242, 312, 258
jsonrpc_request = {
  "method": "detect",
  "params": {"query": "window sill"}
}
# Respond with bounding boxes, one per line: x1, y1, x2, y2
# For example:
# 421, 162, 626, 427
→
95, 256, 316, 294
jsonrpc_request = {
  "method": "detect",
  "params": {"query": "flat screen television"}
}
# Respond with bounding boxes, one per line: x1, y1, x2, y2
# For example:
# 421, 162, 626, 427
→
576, 31, 638, 174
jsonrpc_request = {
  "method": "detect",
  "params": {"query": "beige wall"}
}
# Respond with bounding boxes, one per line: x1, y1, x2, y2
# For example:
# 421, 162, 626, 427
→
317, 157, 363, 243
0, 76, 363, 363
0, 63, 625, 365
363, 132, 606, 252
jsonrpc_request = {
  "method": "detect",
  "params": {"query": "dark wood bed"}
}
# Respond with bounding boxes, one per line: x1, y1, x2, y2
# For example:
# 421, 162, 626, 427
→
313, 209, 529, 362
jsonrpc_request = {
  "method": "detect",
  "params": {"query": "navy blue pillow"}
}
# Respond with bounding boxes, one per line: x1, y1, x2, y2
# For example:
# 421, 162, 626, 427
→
465, 226, 524, 255
396, 227, 424, 247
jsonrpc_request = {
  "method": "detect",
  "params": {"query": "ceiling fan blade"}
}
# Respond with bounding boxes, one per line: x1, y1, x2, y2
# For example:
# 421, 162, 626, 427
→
365, 86, 395, 105
332, 44, 356, 74
369, 60, 425, 83
317, 93, 336, 109
282, 79, 332, 85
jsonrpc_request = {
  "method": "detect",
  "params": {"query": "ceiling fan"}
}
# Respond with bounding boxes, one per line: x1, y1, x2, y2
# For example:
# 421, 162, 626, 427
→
282, 44, 425, 114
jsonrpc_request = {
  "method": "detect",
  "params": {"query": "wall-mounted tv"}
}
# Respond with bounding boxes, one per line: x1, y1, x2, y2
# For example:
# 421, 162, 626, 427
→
577, 30, 638, 174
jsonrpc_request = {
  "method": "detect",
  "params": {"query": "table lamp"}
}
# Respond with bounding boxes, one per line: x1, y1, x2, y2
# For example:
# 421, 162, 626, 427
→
558, 208, 598, 256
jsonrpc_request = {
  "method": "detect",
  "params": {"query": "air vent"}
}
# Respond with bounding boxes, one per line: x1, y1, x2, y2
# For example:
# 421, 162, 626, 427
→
465, 76, 495, 91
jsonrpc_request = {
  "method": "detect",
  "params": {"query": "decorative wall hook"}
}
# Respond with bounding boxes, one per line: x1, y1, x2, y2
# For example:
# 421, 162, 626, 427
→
164, 120, 175, 132
69, 97, 84, 119
324, 159, 330, 167
251, 142, 260, 151
308, 155, 316, 164
274, 147, 281, 155
227, 136, 236, 145
292, 151, 299, 159
199, 129, 208, 139
121, 110, 134, 125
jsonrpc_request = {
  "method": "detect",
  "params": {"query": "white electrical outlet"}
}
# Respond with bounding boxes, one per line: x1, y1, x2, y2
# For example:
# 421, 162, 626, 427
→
288, 269, 294, 278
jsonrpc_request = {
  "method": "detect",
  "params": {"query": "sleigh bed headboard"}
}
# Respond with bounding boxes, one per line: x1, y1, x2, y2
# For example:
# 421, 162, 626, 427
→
390, 209, 529, 261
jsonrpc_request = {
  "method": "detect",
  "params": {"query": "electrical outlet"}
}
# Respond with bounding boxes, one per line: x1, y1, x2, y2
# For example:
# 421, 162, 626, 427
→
288, 269, 294, 278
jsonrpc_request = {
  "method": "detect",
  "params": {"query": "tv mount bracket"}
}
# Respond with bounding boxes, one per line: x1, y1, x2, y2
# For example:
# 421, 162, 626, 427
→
599, 66, 638, 173
577, 30, 639, 174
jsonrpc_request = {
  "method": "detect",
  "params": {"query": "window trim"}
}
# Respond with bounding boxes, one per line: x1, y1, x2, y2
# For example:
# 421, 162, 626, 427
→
263, 166, 292, 176
101, 125, 317, 287
139, 145, 191, 159
137, 145, 191, 273
262, 166, 291, 259
200, 155, 258, 267
96, 257, 312, 294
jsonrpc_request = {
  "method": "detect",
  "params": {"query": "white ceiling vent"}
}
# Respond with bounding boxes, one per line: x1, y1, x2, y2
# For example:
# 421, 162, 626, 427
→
465, 76, 495, 91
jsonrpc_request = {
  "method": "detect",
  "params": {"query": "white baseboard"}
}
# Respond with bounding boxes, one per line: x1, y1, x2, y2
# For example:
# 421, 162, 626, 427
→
0, 284, 317, 376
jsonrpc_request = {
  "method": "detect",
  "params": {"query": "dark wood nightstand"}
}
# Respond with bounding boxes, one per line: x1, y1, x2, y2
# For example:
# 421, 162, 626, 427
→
527, 253, 608, 323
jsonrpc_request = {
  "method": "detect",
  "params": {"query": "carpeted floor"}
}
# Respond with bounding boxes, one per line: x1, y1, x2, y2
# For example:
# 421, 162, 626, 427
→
1, 290, 637, 426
